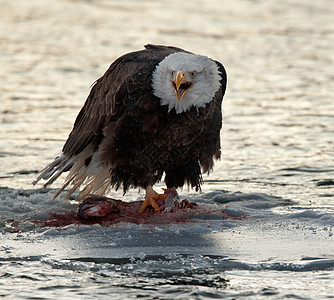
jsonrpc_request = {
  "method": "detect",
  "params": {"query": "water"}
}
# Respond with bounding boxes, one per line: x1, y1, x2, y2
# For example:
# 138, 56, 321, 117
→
1, 0, 334, 298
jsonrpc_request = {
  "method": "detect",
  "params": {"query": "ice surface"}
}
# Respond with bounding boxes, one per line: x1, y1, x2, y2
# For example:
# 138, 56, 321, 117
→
1, 188, 333, 264
1, 172, 334, 300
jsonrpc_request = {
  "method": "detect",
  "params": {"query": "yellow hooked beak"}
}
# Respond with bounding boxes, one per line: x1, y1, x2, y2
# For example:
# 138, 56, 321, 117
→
172, 70, 194, 102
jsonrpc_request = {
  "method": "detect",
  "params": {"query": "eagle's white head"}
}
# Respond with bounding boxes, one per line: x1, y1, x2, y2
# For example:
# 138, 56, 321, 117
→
152, 52, 221, 114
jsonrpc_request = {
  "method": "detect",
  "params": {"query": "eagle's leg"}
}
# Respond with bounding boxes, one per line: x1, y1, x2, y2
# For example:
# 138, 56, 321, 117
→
138, 185, 166, 213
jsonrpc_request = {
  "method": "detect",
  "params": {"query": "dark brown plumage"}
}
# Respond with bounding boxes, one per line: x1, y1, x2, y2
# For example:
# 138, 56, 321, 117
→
34, 44, 227, 204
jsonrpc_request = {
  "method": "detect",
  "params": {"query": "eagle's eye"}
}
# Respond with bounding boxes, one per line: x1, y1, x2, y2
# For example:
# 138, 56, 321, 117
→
190, 71, 196, 78
171, 70, 175, 77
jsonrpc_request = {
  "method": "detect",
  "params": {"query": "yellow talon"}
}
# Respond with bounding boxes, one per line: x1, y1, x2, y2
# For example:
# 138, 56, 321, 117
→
138, 185, 167, 213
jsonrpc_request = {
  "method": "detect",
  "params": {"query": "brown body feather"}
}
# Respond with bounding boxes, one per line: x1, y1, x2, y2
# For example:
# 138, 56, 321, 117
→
35, 45, 227, 199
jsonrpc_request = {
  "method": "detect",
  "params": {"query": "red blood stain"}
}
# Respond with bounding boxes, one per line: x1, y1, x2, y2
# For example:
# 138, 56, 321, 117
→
30, 195, 198, 228
221, 209, 247, 221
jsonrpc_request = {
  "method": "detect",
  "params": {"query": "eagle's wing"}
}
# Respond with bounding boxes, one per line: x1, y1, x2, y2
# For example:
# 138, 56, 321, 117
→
198, 59, 227, 171
200, 61, 227, 166
63, 45, 184, 156
63, 58, 136, 156
33, 45, 181, 195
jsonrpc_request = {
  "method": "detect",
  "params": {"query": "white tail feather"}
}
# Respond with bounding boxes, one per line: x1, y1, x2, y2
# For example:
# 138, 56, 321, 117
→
32, 154, 67, 185
77, 168, 111, 200
34, 145, 113, 201
52, 173, 76, 200
42, 155, 77, 188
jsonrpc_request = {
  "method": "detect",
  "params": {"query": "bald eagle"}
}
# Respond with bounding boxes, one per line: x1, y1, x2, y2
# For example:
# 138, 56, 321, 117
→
34, 45, 227, 213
